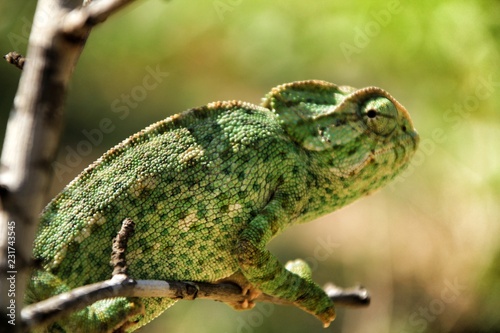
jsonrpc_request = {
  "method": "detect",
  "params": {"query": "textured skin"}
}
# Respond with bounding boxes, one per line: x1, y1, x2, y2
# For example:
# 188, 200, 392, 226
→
26, 80, 419, 332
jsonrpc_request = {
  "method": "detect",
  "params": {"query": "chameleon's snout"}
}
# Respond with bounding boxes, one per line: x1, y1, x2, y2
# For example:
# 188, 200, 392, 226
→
408, 127, 420, 148
397, 104, 419, 150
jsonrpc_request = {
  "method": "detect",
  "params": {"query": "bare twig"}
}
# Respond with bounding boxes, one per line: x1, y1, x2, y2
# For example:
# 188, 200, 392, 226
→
3, 52, 25, 70
111, 218, 136, 276
324, 283, 370, 306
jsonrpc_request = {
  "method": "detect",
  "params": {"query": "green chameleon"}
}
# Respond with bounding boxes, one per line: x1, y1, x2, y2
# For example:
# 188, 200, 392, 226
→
26, 80, 419, 332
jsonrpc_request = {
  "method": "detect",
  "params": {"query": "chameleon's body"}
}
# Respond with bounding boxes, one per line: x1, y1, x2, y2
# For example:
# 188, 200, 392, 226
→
27, 80, 419, 332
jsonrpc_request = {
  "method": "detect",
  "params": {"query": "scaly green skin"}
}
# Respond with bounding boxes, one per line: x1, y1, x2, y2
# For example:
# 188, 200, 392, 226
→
26, 80, 419, 332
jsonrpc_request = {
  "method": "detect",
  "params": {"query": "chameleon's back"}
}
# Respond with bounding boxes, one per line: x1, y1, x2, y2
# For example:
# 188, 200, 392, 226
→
28, 101, 301, 331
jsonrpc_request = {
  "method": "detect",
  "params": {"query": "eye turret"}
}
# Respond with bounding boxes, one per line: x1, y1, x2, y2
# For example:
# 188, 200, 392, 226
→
361, 97, 398, 136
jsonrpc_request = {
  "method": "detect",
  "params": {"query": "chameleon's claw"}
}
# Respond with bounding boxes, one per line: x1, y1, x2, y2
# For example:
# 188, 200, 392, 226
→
317, 306, 336, 328
233, 284, 260, 310
216, 271, 261, 310
239, 299, 252, 310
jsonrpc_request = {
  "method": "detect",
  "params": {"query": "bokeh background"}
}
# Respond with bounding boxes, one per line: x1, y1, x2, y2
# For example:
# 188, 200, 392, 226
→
1, 1, 499, 332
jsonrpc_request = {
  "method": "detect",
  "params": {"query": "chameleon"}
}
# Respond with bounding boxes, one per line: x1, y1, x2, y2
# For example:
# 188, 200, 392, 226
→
26, 80, 419, 332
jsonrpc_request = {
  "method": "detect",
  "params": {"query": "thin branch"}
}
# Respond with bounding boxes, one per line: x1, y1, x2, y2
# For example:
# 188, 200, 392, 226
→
21, 275, 370, 330
84, 0, 137, 23
22, 219, 370, 330
63, 0, 138, 35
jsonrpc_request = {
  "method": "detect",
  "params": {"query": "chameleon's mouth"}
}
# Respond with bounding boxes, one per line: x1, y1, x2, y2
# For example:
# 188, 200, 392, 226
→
328, 127, 419, 179
385, 125, 419, 161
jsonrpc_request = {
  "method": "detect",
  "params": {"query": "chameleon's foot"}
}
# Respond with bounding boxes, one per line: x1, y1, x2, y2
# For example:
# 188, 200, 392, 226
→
217, 271, 261, 310
237, 284, 261, 310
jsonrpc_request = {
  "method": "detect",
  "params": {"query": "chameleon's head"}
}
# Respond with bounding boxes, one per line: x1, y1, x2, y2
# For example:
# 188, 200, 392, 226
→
263, 80, 419, 198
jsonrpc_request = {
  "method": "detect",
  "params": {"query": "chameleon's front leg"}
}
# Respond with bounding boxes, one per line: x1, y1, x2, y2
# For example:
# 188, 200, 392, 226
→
236, 210, 336, 327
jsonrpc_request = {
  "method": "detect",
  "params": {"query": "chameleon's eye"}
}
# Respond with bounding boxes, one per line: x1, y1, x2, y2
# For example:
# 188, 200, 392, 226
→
362, 97, 398, 136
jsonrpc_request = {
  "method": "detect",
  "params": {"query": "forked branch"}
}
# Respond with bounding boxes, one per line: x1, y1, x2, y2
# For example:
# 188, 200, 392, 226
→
0, 2, 140, 332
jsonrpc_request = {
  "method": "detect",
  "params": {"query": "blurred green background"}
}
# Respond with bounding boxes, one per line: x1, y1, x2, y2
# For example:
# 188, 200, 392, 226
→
1, 1, 499, 332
